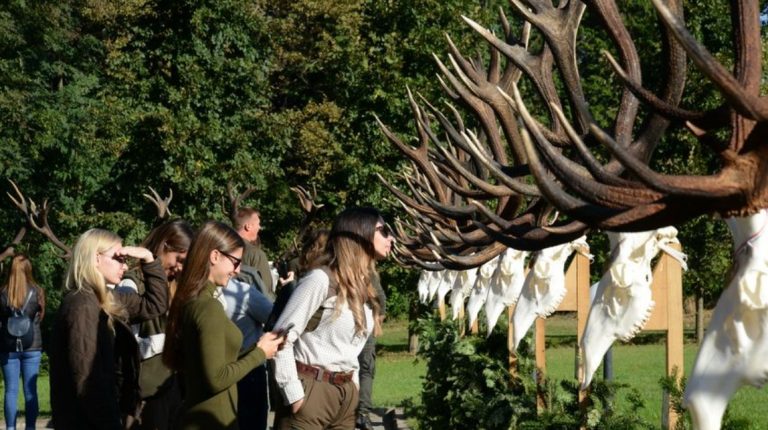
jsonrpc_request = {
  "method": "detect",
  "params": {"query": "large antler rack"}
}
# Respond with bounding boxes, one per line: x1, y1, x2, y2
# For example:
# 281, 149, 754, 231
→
499, 0, 768, 230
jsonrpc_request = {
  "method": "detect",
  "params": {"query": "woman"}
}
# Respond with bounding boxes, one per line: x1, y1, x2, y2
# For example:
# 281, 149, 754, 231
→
117, 220, 194, 430
50, 228, 169, 430
297, 228, 330, 278
162, 221, 283, 430
272, 207, 394, 429
0, 255, 45, 430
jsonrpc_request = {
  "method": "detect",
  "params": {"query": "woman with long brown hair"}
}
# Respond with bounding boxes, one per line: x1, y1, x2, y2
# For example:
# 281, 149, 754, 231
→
117, 220, 194, 430
162, 221, 282, 430
0, 254, 45, 430
272, 207, 394, 429
50, 228, 169, 430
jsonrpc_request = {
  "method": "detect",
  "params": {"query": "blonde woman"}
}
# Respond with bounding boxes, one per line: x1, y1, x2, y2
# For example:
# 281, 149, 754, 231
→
273, 207, 394, 430
0, 255, 45, 430
50, 229, 169, 430
162, 221, 283, 430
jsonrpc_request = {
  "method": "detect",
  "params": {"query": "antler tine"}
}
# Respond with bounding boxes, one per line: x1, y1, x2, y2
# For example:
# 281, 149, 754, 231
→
6, 180, 29, 215
143, 186, 173, 221
227, 181, 257, 223
28, 198, 72, 258
0, 226, 27, 261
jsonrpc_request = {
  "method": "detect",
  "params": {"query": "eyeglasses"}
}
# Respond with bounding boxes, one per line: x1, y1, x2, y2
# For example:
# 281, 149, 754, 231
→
100, 253, 128, 264
219, 251, 242, 270
375, 224, 392, 238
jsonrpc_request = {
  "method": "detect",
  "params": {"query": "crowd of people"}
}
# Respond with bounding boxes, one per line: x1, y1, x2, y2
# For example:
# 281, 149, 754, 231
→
0, 206, 394, 430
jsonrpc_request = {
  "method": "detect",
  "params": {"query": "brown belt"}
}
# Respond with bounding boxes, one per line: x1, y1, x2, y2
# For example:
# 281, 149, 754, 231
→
296, 361, 353, 386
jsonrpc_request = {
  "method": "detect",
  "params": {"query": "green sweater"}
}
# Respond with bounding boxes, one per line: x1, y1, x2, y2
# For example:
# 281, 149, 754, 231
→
177, 283, 267, 430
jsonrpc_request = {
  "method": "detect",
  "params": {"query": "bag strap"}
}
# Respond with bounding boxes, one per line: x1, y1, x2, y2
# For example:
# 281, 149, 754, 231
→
17, 288, 33, 313
305, 266, 337, 332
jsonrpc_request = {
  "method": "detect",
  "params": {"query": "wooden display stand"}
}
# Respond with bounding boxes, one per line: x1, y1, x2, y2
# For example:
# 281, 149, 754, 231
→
532, 252, 591, 409
641, 243, 684, 430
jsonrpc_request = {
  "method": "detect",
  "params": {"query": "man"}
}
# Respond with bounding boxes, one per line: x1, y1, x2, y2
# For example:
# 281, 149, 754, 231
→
234, 207, 275, 300
222, 207, 275, 430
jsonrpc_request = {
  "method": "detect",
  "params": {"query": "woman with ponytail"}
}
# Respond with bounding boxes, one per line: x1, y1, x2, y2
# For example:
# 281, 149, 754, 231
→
50, 228, 169, 430
272, 207, 394, 429
162, 221, 282, 430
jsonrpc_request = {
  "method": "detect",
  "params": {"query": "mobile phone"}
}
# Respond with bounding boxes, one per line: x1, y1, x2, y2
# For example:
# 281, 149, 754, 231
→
277, 322, 295, 337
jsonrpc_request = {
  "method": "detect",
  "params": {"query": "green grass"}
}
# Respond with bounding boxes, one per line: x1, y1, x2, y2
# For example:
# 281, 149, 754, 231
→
375, 316, 768, 428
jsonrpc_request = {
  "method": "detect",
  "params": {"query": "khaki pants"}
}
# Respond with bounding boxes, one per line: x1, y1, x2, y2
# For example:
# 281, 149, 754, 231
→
275, 374, 359, 430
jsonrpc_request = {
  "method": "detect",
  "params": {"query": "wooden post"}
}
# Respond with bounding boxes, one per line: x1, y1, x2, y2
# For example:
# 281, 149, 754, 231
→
507, 304, 518, 382
644, 243, 684, 429
533, 254, 591, 398
437, 296, 446, 321
535, 318, 546, 411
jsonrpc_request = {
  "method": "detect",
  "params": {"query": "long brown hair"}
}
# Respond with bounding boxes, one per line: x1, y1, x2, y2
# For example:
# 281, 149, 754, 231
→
298, 228, 329, 276
141, 219, 194, 256
142, 220, 194, 298
318, 207, 383, 337
3, 255, 43, 315
162, 221, 244, 370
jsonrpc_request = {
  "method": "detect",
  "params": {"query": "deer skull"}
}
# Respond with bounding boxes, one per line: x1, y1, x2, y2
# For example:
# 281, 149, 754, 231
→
684, 210, 768, 430
581, 227, 687, 388
451, 267, 479, 320
484, 248, 528, 335
467, 262, 496, 329
512, 236, 591, 350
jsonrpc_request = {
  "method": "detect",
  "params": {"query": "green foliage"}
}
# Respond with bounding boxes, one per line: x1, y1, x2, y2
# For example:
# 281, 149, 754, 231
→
408, 317, 657, 429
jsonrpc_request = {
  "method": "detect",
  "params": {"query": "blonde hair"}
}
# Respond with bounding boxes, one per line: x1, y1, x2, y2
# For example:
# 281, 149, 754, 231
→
322, 208, 383, 337
65, 228, 127, 323
3, 255, 40, 309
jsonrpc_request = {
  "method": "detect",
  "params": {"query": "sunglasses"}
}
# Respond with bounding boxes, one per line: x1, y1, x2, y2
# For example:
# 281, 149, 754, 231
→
219, 251, 242, 270
101, 253, 128, 264
375, 224, 392, 238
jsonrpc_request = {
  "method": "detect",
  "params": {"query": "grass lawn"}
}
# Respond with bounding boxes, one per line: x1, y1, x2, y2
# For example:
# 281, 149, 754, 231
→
374, 316, 768, 429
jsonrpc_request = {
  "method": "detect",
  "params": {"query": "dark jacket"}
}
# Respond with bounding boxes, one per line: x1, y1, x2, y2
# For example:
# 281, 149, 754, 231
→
0, 285, 44, 352
50, 259, 168, 430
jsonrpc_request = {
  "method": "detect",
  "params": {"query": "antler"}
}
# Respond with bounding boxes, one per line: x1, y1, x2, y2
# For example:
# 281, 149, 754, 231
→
143, 186, 173, 223
224, 182, 257, 225
27, 199, 72, 258
2, 180, 30, 260
6, 180, 71, 259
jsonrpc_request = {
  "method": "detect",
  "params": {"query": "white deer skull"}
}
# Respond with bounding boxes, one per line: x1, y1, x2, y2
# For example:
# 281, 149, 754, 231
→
451, 267, 479, 320
484, 248, 528, 335
426, 269, 444, 302
435, 270, 458, 305
467, 262, 496, 329
684, 210, 768, 430
417, 270, 432, 304
580, 226, 687, 389
512, 236, 591, 350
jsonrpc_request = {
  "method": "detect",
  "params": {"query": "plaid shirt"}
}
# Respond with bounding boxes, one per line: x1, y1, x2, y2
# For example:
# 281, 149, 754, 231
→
272, 269, 372, 405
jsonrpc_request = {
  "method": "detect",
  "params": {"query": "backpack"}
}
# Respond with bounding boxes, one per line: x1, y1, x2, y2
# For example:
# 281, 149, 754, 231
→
5, 289, 35, 352
264, 266, 337, 333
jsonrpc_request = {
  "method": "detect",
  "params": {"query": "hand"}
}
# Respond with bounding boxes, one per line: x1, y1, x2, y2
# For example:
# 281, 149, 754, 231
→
256, 332, 284, 359
279, 271, 295, 286
291, 398, 304, 414
118, 246, 154, 263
